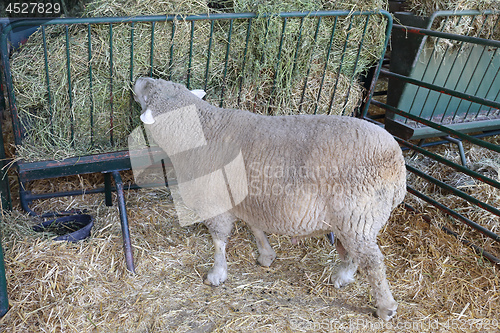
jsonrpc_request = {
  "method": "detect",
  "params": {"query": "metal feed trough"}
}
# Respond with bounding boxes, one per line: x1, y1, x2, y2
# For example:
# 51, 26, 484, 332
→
368, 10, 500, 265
0, 11, 392, 274
385, 10, 500, 144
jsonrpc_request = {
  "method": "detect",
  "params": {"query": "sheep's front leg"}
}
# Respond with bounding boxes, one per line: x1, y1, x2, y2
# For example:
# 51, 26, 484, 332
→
249, 226, 276, 267
203, 215, 235, 286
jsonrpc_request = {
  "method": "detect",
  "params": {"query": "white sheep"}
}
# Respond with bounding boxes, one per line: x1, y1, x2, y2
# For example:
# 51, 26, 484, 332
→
133, 77, 406, 321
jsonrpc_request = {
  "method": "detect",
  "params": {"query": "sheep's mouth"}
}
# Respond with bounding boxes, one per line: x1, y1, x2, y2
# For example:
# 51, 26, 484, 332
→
140, 108, 156, 124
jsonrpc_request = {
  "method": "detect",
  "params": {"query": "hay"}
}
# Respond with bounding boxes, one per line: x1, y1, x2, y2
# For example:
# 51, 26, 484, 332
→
406, 0, 500, 18
8, 0, 389, 162
404, 0, 500, 49
0, 170, 499, 331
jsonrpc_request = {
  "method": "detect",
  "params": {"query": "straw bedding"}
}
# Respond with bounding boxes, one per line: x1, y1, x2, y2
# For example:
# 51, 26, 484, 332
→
0, 148, 498, 332
404, 135, 500, 265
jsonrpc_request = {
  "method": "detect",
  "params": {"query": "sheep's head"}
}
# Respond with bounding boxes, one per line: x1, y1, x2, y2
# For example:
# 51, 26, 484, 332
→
133, 77, 206, 125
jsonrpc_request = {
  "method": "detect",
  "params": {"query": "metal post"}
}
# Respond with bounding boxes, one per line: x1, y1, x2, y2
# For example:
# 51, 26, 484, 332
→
0, 236, 9, 317
444, 136, 467, 167
0, 121, 11, 212
110, 171, 135, 273
104, 172, 113, 207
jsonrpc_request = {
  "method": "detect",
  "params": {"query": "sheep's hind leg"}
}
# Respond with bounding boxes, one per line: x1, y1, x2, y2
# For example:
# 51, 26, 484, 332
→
203, 214, 235, 286
360, 244, 398, 321
249, 226, 276, 267
331, 239, 358, 288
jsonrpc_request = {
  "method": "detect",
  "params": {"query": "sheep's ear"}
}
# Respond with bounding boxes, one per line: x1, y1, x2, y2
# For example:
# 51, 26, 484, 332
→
140, 108, 155, 124
134, 77, 155, 101
190, 89, 206, 99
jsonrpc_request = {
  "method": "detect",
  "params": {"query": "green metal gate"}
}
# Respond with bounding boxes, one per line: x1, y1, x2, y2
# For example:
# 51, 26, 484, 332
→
369, 10, 500, 265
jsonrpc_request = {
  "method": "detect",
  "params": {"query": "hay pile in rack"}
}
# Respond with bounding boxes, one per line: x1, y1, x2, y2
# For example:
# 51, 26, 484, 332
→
404, 0, 500, 42
8, 0, 388, 162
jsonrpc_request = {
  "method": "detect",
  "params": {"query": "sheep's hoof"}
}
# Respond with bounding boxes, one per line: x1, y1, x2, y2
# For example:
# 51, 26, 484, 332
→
375, 302, 398, 321
204, 267, 227, 286
331, 271, 355, 289
257, 253, 276, 267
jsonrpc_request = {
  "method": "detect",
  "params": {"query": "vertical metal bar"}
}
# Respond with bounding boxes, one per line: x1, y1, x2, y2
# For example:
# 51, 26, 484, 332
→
220, 19, 233, 107
149, 21, 155, 77
299, 16, 322, 113
169, 21, 175, 81
1, 26, 23, 146
41, 26, 53, 136
271, 17, 288, 95
443, 136, 467, 167
252, 17, 272, 113
474, 16, 500, 117
130, 22, 135, 84
0, 64, 5, 115
129, 22, 135, 132
484, 62, 500, 116
439, 16, 480, 123
328, 17, 351, 114
291, 17, 305, 77
0, 158, 10, 212
237, 18, 252, 107
64, 25, 74, 146
87, 24, 95, 146
342, 15, 370, 111
111, 171, 135, 274
361, 12, 393, 118
315, 17, 337, 115
0, 236, 8, 317
407, 16, 455, 119
0, 92, 11, 210
187, 20, 195, 89
109, 24, 114, 147
104, 172, 113, 206
450, 15, 491, 121
161, 159, 170, 187
204, 20, 215, 91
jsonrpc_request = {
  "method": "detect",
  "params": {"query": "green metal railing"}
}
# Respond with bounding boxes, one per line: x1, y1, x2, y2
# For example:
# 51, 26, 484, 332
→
1, 11, 392, 159
0, 9, 392, 225
385, 10, 500, 139
0, 233, 8, 317
371, 11, 500, 264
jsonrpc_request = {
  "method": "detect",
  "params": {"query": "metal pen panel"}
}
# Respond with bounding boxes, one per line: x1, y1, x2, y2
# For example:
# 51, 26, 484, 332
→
0, 11, 391, 159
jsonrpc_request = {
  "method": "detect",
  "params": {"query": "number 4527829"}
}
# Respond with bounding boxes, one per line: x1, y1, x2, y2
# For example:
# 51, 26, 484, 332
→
6, 2, 61, 15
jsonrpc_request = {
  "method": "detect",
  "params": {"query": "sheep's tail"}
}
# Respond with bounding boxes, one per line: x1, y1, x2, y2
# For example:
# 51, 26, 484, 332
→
391, 153, 407, 210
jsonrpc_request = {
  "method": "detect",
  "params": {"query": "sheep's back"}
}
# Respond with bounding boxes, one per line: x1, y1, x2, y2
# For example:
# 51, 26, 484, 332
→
230, 113, 406, 236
